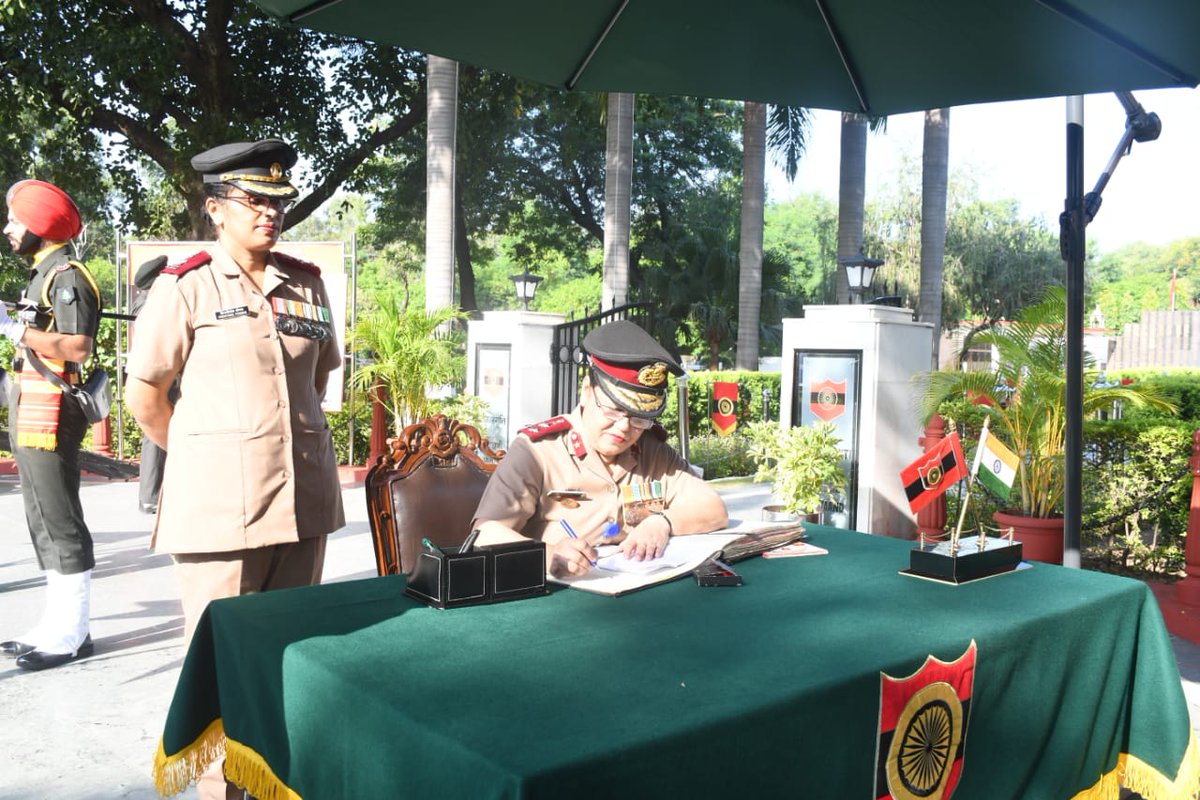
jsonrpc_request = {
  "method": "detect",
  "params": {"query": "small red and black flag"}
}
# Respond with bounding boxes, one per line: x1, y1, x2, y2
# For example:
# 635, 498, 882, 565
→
900, 432, 967, 514
710, 381, 738, 436
809, 378, 846, 422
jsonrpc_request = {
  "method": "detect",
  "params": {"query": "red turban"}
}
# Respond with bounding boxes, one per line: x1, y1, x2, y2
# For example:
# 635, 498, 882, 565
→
5, 180, 82, 241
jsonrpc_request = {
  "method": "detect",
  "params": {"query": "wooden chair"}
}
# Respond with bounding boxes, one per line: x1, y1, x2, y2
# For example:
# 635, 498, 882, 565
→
365, 414, 505, 576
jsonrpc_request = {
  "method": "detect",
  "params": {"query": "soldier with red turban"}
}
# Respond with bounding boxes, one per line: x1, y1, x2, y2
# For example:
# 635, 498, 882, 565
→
0, 179, 101, 671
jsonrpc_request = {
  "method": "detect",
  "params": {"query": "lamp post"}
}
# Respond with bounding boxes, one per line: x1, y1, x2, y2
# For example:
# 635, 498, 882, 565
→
508, 268, 544, 311
838, 251, 883, 304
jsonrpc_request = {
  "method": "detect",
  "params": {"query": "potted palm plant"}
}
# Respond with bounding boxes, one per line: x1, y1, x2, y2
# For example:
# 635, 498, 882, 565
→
349, 290, 467, 437
746, 420, 846, 523
918, 287, 1174, 562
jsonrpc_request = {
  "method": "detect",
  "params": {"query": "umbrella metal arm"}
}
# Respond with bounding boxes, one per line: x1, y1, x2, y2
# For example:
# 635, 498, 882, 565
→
1059, 91, 1161, 260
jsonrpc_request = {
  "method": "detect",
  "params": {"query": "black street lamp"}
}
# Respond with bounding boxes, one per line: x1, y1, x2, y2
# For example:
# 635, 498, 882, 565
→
508, 268, 544, 311
838, 251, 884, 304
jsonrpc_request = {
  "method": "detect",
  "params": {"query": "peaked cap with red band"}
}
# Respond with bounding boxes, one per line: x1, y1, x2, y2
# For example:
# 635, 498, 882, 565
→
583, 320, 684, 419
6, 180, 83, 241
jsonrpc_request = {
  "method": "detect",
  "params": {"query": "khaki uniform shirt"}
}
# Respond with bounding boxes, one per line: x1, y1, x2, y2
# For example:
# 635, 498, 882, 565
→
473, 410, 728, 546
125, 244, 345, 553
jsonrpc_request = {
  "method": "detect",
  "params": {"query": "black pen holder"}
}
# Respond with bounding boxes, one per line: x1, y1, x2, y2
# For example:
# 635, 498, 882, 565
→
404, 540, 549, 609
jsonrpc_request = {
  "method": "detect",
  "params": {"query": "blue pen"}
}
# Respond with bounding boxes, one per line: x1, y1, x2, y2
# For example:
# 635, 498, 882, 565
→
559, 519, 597, 566
559, 518, 580, 540
602, 521, 620, 539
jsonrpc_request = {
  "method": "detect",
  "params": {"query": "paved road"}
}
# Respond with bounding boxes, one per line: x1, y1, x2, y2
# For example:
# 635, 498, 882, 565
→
0, 476, 1194, 799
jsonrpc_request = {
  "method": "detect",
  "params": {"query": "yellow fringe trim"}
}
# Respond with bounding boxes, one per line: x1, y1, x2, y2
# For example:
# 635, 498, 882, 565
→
151, 720, 303, 799
1072, 730, 1200, 800
153, 718, 226, 797
16, 432, 57, 450
224, 735, 303, 800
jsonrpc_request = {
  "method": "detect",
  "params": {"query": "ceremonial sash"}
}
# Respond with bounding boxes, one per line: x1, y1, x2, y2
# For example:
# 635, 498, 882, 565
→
14, 355, 70, 450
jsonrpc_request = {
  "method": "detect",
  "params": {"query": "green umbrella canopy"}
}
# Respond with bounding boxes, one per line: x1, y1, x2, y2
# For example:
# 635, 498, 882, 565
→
255, 0, 1199, 559
254, 0, 1198, 114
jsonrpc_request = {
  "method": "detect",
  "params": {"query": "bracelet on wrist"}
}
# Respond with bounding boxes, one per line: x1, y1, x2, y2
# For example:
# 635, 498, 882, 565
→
650, 511, 673, 537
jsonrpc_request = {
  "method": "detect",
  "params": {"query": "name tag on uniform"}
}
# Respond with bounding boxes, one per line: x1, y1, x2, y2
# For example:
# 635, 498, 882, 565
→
215, 306, 253, 320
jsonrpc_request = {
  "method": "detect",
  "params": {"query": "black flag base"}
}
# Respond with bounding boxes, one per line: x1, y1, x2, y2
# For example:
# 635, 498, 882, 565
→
903, 537, 1024, 585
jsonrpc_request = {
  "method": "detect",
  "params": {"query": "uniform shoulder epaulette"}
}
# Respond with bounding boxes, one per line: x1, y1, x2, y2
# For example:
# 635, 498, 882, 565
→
273, 251, 322, 277
162, 251, 212, 277
519, 416, 571, 441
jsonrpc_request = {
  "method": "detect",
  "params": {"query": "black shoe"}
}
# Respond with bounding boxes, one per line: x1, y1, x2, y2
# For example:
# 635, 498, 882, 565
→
0, 640, 36, 657
15, 635, 94, 671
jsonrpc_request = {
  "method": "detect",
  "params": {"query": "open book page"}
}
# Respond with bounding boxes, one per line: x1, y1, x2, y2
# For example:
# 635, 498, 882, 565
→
549, 532, 743, 596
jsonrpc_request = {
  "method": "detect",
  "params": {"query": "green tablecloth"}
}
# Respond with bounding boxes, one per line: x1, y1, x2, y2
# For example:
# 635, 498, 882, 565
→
154, 527, 1200, 799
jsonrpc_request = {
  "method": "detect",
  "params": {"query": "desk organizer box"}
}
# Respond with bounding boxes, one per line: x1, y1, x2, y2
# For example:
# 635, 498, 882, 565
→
405, 540, 549, 608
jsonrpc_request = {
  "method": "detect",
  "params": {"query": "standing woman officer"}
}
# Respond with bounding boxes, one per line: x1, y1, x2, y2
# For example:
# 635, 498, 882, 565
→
125, 139, 344, 646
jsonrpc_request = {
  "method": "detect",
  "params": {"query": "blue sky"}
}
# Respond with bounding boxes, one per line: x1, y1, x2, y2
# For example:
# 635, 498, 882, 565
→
766, 87, 1199, 254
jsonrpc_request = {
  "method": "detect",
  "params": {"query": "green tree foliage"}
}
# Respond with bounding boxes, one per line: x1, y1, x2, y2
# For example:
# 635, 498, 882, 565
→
1090, 237, 1200, 330
762, 193, 839, 304
637, 188, 799, 365
864, 160, 1062, 331
0, 0, 427, 237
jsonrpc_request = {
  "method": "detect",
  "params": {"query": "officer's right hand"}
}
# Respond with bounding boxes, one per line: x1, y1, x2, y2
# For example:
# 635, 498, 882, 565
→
547, 537, 597, 577
0, 310, 26, 344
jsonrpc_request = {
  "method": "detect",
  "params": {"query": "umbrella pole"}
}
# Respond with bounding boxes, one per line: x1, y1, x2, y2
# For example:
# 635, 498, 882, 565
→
1060, 93, 1162, 569
1062, 96, 1085, 569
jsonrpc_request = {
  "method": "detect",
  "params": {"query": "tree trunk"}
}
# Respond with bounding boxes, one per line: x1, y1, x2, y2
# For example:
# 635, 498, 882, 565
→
425, 55, 458, 312
919, 108, 950, 369
603, 93, 634, 310
836, 113, 868, 304
454, 188, 477, 314
737, 101, 766, 371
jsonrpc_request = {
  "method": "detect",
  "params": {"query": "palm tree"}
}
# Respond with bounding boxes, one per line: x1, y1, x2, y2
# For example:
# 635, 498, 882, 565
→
919, 108, 950, 369
736, 101, 766, 370
425, 55, 457, 312
738, 103, 810, 369
836, 112, 868, 304
603, 92, 634, 309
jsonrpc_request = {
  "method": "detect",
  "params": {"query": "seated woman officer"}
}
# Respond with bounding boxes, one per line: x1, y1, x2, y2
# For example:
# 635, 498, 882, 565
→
472, 320, 729, 577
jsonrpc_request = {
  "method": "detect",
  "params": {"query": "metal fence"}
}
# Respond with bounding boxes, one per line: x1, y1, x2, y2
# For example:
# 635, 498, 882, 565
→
549, 302, 653, 415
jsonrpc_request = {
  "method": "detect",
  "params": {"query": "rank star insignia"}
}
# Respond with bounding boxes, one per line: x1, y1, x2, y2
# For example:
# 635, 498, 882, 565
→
637, 362, 668, 387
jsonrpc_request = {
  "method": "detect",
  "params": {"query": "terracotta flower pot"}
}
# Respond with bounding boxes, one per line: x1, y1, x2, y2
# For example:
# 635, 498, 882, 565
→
993, 511, 1064, 565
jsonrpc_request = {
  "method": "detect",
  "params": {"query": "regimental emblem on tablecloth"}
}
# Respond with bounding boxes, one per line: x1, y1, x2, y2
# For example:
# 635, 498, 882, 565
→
809, 378, 846, 422
875, 641, 976, 800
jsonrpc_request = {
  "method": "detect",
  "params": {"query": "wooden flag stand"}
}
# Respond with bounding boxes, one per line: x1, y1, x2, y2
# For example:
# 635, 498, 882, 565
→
905, 419, 1024, 584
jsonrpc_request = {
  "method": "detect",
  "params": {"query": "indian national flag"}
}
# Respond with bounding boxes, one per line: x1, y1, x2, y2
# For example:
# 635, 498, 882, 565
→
972, 427, 1019, 501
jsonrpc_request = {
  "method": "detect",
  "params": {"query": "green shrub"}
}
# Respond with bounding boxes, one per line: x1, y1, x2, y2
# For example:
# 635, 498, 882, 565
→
671, 432, 757, 480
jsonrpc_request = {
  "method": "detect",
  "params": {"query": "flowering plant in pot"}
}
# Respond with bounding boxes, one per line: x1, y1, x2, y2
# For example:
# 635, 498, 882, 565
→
917, 287, 1174, 560
745, 420, 846, 522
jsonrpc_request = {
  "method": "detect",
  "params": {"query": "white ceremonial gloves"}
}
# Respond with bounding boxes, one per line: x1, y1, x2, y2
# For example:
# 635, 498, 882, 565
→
0, 310, 27, 344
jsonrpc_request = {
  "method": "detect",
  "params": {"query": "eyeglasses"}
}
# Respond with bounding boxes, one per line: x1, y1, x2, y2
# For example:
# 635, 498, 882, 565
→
593, 395, 654, 429
220, 192, 293, 215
